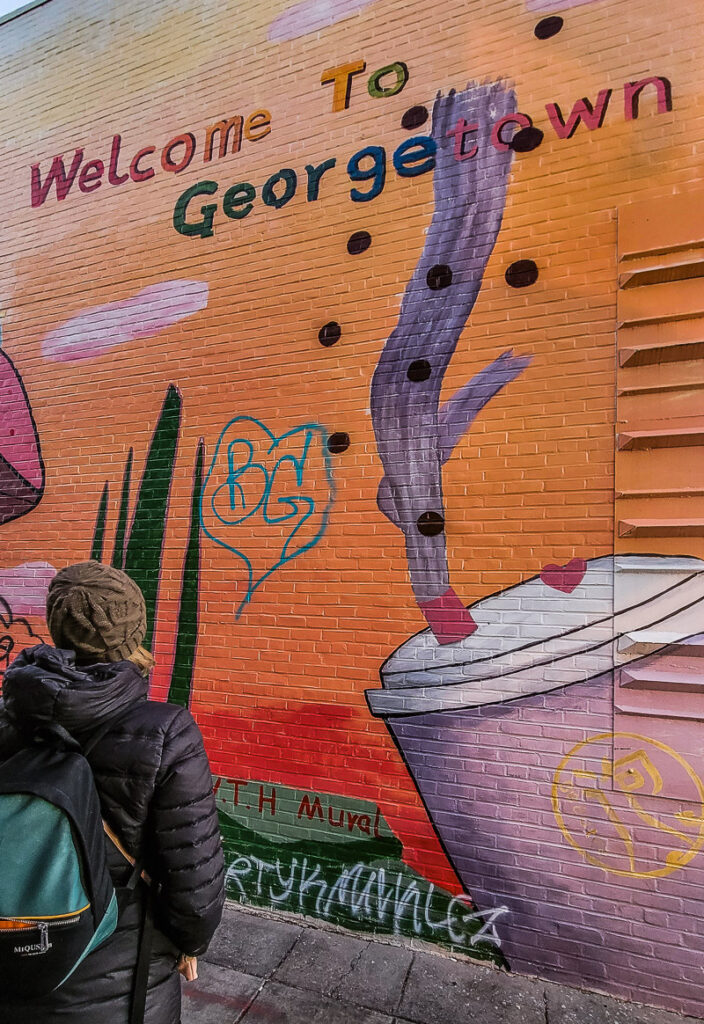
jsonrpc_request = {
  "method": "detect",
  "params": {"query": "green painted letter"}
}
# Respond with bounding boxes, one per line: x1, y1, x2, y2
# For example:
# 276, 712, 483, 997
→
173, 180, 219, 238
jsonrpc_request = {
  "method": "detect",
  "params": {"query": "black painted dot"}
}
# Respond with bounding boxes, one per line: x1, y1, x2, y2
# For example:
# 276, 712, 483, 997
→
417, 511, 445, 537
426, 264, 453, 290
505, 260, 539, 288
328, 432, 350, 454
534, 15, 563, 39
401, 105, 429, 130
318, 321, 341, 347
510, 126, 544, 153
407, 359, 431, 382
347, 230, 372, 255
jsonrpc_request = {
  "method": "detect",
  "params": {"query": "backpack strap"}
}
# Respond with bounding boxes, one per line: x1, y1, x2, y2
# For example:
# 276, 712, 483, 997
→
130, 887, 154, 1024
102, 819, 152, 887
102, 819, 153, 1024
83, 712, 154, 1024
14, 719, 82, 752
78, 714, 151, 885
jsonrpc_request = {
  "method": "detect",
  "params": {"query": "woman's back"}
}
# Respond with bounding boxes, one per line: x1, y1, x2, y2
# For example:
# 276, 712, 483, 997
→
0, 564, 225, 1024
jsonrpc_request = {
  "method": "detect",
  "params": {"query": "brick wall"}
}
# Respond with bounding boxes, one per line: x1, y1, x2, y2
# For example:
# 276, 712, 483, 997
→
1, 0, 703, 1013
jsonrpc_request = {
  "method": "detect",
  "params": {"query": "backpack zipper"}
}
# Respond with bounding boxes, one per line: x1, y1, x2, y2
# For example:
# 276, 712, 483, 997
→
0, 914, 81, 933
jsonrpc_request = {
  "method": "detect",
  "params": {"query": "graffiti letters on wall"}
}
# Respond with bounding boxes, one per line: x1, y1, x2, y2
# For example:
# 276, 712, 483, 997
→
215, 776, 506, 957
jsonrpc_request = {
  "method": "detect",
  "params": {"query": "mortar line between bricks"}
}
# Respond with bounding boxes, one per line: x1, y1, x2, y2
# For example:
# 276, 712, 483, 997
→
393, 950, 416, 1016
329, 940, 370, 1000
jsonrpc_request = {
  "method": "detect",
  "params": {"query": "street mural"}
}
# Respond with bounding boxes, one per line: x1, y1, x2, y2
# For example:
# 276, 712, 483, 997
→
0, 325, 47, 674
0, 595, 43, 678
0, 343, 44, 527
200, 417, 335, 617
215, 775, 505, 958
370, 82, 531, 643
88, 386, 203, 707
41, 280, 209, 362
367, 555, 704, 991
0, 0, 702, 1015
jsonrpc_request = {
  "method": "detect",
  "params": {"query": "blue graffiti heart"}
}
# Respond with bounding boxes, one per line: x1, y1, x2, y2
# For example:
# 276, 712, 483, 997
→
200, 417, 335, 616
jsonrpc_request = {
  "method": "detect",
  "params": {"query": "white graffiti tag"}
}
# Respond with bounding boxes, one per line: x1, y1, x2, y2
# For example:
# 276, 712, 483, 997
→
225, 855, 508, 948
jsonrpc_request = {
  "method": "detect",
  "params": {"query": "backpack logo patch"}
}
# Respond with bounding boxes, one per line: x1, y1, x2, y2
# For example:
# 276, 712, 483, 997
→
14, 923, 51, 955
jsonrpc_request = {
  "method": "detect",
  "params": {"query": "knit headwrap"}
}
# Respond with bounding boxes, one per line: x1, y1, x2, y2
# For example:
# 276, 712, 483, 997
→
46, 561, 147, 663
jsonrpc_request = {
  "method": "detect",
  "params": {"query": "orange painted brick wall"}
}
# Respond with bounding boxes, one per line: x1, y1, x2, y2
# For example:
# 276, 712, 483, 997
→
1, 0, 704, 1012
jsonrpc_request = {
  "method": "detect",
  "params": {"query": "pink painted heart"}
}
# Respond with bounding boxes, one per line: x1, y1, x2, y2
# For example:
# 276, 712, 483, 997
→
540, 558, 587, 594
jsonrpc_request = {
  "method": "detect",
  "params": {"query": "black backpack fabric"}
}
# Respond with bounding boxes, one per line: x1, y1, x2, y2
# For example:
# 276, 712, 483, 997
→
0, 730, 118, 1000
0, 645, 225, 1024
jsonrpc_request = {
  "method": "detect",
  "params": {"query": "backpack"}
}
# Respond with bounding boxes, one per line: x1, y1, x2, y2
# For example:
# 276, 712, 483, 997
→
0, 724, 118, 1000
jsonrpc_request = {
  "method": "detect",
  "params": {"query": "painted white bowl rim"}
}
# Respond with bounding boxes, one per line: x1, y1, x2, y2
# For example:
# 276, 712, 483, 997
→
366, 555, 704, 717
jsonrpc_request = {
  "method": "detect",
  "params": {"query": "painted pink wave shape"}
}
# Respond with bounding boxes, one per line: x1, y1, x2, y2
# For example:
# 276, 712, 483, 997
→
42, 280, 209, 362
268, 0, 377, 41
0, 350, 44, 499
0, 561, 56, 617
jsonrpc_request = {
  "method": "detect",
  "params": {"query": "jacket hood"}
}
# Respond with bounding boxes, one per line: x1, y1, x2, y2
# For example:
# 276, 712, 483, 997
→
2, 643, 148, 740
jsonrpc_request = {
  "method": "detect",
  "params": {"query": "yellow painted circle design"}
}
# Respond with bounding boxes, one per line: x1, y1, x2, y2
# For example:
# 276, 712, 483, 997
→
552, 732, 704, 879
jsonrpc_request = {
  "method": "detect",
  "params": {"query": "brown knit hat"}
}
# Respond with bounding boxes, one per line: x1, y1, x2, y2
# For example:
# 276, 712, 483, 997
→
46, 561, 147, 663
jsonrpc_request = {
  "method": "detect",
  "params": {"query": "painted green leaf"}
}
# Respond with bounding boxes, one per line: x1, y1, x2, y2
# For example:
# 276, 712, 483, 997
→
124, 386, 181, 650
168, 440, 204, 708
112, 448, 133, 570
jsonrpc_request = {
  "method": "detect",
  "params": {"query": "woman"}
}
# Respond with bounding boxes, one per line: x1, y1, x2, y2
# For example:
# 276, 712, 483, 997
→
0, 561, 225, 1023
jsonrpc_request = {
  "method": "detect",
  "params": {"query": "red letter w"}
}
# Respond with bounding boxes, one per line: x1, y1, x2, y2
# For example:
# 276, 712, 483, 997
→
30, 149, 84, 208
545, 89, 612, 140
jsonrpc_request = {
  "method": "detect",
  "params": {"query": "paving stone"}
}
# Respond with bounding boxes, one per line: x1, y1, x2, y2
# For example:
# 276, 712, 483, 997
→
546, 985, 702, 1024
273, 927, 368, 996
397, 950, 545, 1024
181, 962, 262, 1024
240, 980, 395, 1024
205, 906, 302, 977
193, 907, 703, 1024
335, 941, 414, 1014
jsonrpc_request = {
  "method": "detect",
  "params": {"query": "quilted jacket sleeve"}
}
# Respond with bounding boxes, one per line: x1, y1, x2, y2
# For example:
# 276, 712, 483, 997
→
148, 707, 225, 956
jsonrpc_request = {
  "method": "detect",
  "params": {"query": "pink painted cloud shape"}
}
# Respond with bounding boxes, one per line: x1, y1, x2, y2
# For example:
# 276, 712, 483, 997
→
42, 280, 209, 362
268, 0, 377, 41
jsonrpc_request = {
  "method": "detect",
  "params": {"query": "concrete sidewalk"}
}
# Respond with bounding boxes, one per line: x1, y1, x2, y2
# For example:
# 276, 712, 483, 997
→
182, 904, 703, 1024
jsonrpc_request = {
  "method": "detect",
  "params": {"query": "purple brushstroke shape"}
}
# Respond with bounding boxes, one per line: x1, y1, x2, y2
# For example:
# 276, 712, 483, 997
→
377, 350, 531, 527
438, 350, 532, 463
268, 0, 377, 42
42, 280, 209, 362
371, 81, 529, 642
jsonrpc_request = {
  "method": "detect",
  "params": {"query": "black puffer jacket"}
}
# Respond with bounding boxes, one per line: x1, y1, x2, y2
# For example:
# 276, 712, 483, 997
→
0, 645, 225, 1024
